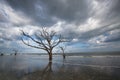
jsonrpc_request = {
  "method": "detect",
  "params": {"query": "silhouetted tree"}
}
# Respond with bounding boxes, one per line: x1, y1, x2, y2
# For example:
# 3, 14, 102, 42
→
0, 53, 4, 56
21, 27, 68, 61
59, 46, 66, 59
13, 49, 18, 56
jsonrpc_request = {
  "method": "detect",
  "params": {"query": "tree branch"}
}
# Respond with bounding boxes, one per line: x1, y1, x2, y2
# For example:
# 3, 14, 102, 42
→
21, 38, 46, 50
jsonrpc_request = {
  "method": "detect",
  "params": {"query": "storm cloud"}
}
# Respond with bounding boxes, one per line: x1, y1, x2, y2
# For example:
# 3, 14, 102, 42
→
5, 0, 93, 26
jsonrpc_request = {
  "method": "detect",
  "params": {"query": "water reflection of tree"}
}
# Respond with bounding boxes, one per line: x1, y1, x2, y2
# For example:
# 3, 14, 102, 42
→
21, 62, 53, 80
40, 62, 52, 80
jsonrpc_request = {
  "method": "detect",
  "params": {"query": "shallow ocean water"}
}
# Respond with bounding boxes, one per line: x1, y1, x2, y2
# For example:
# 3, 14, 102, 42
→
0, 55, 120, 80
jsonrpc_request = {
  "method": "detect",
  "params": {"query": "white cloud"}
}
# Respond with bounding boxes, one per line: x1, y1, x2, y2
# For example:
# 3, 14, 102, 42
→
0, 1, 31, 25
88, 35, 107, 44
77, 17, 100, 33
49, 21, 64, 32
72, 38, 79, 42
20, 25, 40, 35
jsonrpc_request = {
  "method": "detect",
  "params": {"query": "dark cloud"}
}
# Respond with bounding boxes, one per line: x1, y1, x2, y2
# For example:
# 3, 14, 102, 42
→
108, 0, 120, 19
59, 22, 120, 43
40, 0, 91, 24
95, 0, 120, 25
79, 23, 120, 40
4, 0, 55, 26
5, 0, 91, 26
0, 6, 9, 23
105, 37, 120, 42
104, 30, 120, 42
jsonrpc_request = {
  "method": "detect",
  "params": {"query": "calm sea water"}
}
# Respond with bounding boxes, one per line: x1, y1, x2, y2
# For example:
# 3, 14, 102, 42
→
0, 55, 120, 80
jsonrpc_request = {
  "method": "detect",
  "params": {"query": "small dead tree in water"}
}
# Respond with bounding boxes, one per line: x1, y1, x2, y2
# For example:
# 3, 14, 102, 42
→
13, 49, 18, 55
0, 52, 4, 56
59, 46, 66, 59
21, 27, 67, 61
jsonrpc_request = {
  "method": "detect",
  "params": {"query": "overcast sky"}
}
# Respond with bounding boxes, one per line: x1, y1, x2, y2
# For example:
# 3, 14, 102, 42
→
0, 0, 120, 53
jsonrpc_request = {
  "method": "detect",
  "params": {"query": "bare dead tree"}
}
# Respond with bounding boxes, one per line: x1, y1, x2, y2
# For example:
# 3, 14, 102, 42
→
59, 46, 66, 59
0, 52, 4, 56
13, 49, 18, 56
21, 27, 67, 61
